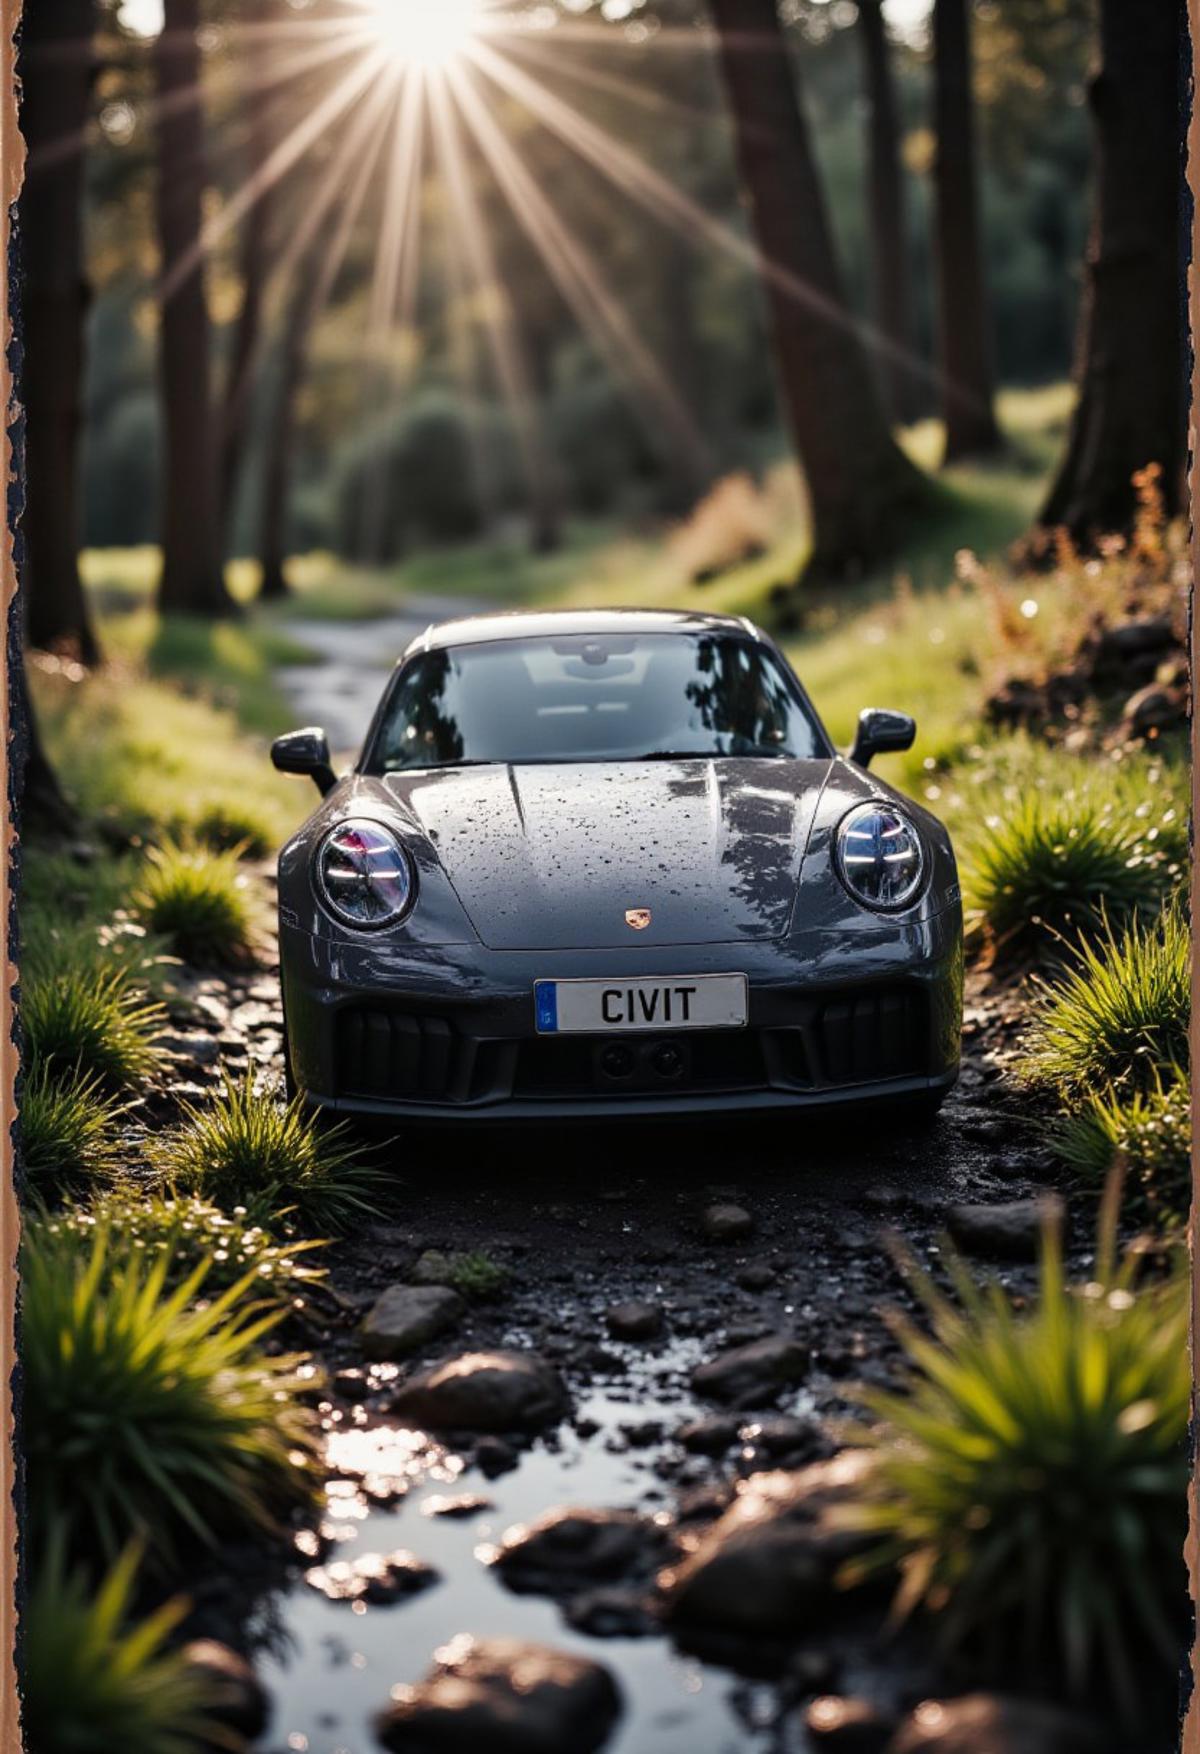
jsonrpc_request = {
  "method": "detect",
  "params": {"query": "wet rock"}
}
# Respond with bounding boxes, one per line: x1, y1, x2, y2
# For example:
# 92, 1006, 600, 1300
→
565, 1587, 660, 1638
183, 1640, 268, 1740
701, 1202, 754, 1242
691, 1334, 810, 1409
362, 1285, 465, 1360
157, 1031, 222, 1066
736, 1261, 777, 1291
805, 1695, 894, 1751
661, 1452, 877, 1635
676, 1414, 740, 1455
604, 1300, 665, 1341
411, 1249, 457, 1286
304, 1548, 439, 1605
1094, 614, 1175, 669
375, 1635, 622, 1753
886, 1694, 1106, 1754
945, 1197, 1063, 1262
575, 1343, 623, 1375
423, 1493, 494, 1519
619, 1419, 665, 1449
1123, 680, 1186, 738
474, 1436, 520, 1478
393, 1350, 569, 1433
739, 1413, 826, 1463
494, 1506, 664, 1595
332, 1368, 370, 1403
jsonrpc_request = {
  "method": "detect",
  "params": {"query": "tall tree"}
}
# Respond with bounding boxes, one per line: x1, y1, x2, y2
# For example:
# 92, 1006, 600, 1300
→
1035, 0, 1186, 544
220, 0, 276, 535
932, 0, 1001, 461
20, 0, 101, 664
708, 0, 931, 579
153, 0, 232, 614
856, 0, 920, 425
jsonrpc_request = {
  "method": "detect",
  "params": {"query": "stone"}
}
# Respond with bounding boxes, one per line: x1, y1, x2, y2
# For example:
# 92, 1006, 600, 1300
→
565, 1587, 660, 1638
805, 1695, 894, 1751
392, 1350, 569, 1433
332, 1368, 370, 1403
156, 1031, 222, 1066
701, 1202, 754, 1242
1095, 615, 1175, 664
474, 1435, 520, 1478
604, 1300, 665, 1341
304, 1549, 439, 1605
1123, 681, 1186, 738
886, 1694, 1106, 1754
945, 1197, 1063, 1262
691, 1334, 810, 1408
362, 1285, 465, 1360
676, 1414, 740, 1455
410, 1249, 456, 1286
375, 1635, 622, 1753
661, 1452, 877, 1635
182, 1640, 269, 1739
494, 1507, 662, 1595
736, 1261, 777, 1290
739, 1413, 824, 1461
423, 1493, 494, 1519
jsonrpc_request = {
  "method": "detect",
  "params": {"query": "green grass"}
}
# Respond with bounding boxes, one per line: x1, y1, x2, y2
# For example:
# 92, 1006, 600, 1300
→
1020, 908, 1190, 1104
24, 960, 164, 1090
133, 841, 257, 969
23, 1211, 320, 1569
153, 1069, 387, 1234
22, 1539, 220, 1754
20, 1063, 128, 1196
446, 1250, 509, 1302
45, 1189, 327, 1304
846, 1208, 1190, 1716
1056, 1072, 1191, 1227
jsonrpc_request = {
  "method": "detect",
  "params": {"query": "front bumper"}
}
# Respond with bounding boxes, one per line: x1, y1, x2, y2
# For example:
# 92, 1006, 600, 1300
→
281, 912, 963, 1122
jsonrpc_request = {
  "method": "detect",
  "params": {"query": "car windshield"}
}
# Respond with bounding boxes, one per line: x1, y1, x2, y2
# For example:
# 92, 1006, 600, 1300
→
366, 632, 829, 772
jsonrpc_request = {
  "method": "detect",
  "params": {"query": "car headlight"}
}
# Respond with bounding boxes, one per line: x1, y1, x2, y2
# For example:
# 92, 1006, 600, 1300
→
835, 802, 925, 911
315, 819, 415, 929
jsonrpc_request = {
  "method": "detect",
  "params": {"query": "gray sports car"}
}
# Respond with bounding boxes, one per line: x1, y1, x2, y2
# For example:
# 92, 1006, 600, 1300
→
272, 609, 962, 1123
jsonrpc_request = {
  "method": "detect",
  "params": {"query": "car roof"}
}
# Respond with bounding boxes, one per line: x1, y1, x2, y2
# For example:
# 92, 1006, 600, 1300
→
403, 607, 765, 660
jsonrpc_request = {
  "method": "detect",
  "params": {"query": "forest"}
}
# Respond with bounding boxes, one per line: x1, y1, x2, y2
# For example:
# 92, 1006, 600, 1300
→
15, 2, 1193, 1752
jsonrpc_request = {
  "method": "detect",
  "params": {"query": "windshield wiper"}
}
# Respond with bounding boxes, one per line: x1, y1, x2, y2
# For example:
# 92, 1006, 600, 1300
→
637, 747, 789, 761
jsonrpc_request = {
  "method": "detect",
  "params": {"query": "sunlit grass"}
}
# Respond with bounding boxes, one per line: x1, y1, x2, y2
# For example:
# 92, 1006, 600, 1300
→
24, 960, 165, 1091
1055, 1072, 1191, 1227
20, 1063, 128, 1196
132, 840, 257, 969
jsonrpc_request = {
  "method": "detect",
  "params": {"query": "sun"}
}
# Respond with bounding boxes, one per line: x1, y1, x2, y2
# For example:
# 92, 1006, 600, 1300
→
358, 0, 485, 70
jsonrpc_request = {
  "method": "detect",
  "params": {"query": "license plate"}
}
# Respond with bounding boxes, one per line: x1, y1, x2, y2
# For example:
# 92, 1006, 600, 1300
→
534, 974, 748, 1035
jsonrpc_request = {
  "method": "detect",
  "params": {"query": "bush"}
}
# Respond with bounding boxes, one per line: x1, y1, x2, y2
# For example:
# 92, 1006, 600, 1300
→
1020, 906, 1190, 1103
45, 1188, 327, 1303
24, 962, 164, 1089
19, 1063, 127, 1195
847, 1212, 1189, 1714
23, 1213, 319, 1568
192, 797, 274, 858
133, 841, 255, 968
962, 794, 1181, 954
154, 1069, 386, 1233
1056, 1071, 1191, 1225
22, 1540, 216, 1754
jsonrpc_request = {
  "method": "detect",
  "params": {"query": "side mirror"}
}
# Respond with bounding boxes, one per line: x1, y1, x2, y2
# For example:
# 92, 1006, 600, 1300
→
849, 708, 916, 769
272, 727, 337, 795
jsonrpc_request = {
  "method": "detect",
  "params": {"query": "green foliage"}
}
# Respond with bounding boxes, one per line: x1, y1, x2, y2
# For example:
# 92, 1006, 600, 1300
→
847, 1213, 1190, 1714
1056, 1072, 1191, 1226
1020, 908, 1190, 1103
24, 961, 164, 1090
22, 1212, 320, 1568
446, 1250, 509, 1302
133, 841, 255, 969
22, 1540, 218, 1754
154, 1069, 386, 1234
20, 1063, 127, 1196
46, 1188, 327, 1303
961, 793, 1184, 954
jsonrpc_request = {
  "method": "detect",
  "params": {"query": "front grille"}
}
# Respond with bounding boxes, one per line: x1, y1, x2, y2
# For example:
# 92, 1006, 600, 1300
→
514, 1029, 771, 1100
811, 986, 927, 1086
335, 1007, 513, 1104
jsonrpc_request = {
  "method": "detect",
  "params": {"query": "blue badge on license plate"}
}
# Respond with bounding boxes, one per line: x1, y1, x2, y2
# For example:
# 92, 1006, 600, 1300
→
534, 982, 558, 1033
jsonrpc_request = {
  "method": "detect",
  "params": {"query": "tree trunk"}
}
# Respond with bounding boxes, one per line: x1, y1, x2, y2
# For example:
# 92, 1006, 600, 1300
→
857, 0, 920, 425
219, 0, 273, 538
708, 0, 930, 580
1035, 0, 1186, 545
153, 0, 232, 615
19, 0, 101, 665
932, 0, 1002, 461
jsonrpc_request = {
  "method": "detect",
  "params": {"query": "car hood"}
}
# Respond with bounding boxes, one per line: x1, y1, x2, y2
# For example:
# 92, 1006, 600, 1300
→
381, 758, 834, 949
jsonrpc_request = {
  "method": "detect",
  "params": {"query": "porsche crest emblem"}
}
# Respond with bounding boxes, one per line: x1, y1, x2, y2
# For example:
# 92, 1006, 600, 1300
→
625, 908, 652, 931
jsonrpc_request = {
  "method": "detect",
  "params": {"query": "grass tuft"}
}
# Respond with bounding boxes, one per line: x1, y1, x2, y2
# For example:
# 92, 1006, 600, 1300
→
22, 1211, 320, 1569
22, 1539, 219, 1754
19, 1063, 128, 1196
446, 1250, 509, 1302
133, 841, 255, 968
153, 1069, 386, 1233
846, 1210, 1190, 1715
1020, 907, 1190, 1104
24, 961, 164, 1089
1055, 1071, 1191, 1226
